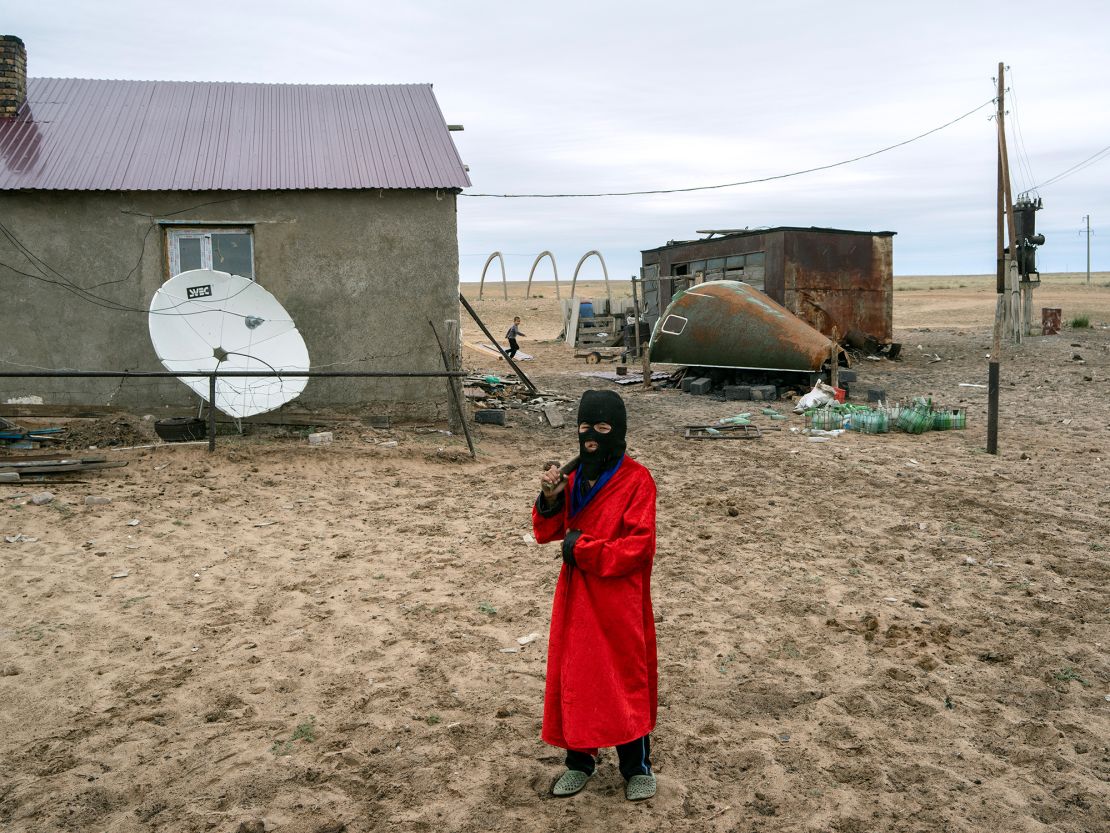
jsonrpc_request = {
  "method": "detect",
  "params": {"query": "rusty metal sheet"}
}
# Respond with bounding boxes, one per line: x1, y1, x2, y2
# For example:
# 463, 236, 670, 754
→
649, 280, 842, 372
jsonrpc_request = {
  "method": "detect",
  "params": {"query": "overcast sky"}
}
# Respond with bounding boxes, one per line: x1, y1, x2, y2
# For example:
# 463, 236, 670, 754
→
9, 1, 1108, 280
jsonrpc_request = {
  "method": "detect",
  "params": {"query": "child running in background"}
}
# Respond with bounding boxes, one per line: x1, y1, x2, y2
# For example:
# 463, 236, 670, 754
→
505, 316, 526, 358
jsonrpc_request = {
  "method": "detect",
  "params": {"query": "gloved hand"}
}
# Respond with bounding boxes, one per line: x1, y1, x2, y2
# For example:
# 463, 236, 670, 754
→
562, 529, 583, 567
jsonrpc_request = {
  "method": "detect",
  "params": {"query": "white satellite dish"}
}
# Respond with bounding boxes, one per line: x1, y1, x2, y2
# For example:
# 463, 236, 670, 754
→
148, 269, 310, 418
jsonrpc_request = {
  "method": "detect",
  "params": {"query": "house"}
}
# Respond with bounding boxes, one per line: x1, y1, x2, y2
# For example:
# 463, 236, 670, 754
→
641, 227, 896, 348
0, 35, 471, 419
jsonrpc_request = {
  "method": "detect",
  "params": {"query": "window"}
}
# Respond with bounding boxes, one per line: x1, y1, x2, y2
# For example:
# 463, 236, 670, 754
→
167, 227, 254, 279
660, 314, 688, 335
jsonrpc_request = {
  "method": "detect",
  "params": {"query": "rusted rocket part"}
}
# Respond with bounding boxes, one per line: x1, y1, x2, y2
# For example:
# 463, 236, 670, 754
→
649, 280, 846, 372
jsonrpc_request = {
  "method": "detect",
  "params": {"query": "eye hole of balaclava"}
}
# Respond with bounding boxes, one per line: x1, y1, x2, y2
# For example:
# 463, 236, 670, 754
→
577, 390, 627, 479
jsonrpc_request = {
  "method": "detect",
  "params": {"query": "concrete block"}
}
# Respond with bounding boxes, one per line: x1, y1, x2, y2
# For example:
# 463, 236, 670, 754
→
836, 369, 858, 383
680, 376, 694, 392
723, 385, 751, 401
541, 404, 565, 428
475, 409, 507, 425
750, 384, 777, 401
689, 377, 713, 395
307, 431, 333, 446
867, 388, 887, 403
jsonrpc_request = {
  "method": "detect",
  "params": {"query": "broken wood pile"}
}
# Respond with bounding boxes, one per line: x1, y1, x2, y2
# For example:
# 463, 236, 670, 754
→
0, 454, 127, 483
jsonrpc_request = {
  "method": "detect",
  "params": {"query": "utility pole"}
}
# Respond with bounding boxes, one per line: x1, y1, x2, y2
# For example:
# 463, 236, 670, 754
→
988, 64, 1003, 455
1083, 214, 1091, 285
989, 62, 1015, 455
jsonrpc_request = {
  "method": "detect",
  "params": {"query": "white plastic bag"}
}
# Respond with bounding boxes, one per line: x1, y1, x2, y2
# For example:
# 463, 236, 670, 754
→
794, 381, 837, 413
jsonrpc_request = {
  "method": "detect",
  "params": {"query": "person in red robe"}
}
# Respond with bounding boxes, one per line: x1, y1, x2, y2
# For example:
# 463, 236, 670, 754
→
533, 389, 658, 801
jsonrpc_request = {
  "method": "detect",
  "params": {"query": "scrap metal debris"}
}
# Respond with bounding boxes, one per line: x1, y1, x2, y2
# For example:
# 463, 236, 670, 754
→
0, 417, 66, 449
581, 370, 671, 385
684, 424, 763, 440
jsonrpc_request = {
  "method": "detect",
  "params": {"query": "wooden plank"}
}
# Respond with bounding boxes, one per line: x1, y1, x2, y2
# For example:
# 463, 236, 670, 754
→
0, 461, 127, 475
565, 298, 581, 347
0, 405, 126, 418
0, 455, 107, 466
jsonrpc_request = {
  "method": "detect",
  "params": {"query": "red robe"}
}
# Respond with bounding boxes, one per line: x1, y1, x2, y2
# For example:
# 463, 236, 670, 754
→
532, 456, 657, 750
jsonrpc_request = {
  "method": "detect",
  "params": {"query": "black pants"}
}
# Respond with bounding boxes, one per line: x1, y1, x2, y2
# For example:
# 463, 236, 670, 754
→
566, 735, 652, 780
507, 338, 519, 358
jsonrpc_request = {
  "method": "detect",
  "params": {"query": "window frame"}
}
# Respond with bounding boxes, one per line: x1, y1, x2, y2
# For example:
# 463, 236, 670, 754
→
165, 225, 255, 280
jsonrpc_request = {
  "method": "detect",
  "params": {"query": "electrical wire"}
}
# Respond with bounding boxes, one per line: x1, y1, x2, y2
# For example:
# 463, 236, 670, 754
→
0, 196, 252, 315
1023, 143, 1110, 193
460, 98, 997, 198
0, 227, 265, 319
1006, 70, 1039, 196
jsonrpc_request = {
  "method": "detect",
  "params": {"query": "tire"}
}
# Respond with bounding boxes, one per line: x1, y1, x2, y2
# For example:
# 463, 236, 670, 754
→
154, 416, 207, 442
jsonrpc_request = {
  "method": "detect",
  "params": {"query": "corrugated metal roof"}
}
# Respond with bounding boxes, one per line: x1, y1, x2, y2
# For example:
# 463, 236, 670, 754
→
0, 77, 471, 191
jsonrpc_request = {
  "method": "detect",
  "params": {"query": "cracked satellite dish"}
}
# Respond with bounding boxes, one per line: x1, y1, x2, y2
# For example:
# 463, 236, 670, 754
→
148, 269, 310, 418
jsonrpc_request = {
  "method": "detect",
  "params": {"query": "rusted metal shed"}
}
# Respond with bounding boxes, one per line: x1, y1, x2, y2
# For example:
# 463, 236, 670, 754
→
641, 227, 895, 346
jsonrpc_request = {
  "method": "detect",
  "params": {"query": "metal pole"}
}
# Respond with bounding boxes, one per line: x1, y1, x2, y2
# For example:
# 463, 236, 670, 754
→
0, 370, 466, 378
1085, 214, 1091, 285
207, 374, 217, 452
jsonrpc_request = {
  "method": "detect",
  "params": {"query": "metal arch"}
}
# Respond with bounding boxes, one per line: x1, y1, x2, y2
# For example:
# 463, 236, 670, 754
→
479, 251, 508, 300
526, 251, 561, 299
571, 250, 610, 303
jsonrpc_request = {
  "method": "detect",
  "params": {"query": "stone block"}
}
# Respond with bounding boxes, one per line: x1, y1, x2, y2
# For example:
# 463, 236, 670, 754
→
541, 404, 565, 428
750, 384, 777, 401
680, 376, 694, 392
688, 377, 713, 395
723, 385, 751, 401
307, 431, 333, 445
867, 388, 887, 403
475, 409, 507, 425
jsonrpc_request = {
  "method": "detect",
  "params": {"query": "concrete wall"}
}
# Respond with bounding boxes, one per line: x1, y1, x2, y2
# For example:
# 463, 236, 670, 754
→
0, 189, 461, 419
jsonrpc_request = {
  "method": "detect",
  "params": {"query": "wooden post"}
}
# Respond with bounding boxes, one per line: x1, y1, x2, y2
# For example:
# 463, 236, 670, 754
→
632, 293, 643, 362
429, 320, 476, 458
829, 327, 840, 390
1021, 280, 1035, 337
445, 319, 462, 433
988, 62, 1006, 455
997, 65, 1020, 344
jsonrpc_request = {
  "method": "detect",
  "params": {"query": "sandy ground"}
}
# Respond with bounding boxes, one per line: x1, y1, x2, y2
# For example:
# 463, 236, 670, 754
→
2, 276, 1109, 833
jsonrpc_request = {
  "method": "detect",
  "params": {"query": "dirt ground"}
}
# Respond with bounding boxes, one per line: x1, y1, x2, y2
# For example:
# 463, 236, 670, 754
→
2, 276, 1108, 833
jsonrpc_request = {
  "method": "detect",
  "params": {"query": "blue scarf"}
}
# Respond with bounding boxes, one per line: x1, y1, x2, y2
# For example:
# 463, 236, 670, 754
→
569, 455, 624, 518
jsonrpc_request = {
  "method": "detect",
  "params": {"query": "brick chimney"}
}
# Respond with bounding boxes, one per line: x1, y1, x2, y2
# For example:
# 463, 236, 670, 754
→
0, 36, 27, 118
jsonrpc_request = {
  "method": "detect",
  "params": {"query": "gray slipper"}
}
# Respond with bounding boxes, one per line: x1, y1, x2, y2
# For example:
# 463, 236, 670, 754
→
552, 769, 591, 797
625, 773, 657, 801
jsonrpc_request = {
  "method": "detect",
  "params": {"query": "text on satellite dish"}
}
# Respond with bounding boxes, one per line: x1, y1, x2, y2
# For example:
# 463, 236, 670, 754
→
187, 284, 213, 299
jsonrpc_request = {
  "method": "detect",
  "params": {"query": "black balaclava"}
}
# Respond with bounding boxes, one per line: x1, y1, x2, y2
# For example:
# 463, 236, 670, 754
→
577, 389, 627, 481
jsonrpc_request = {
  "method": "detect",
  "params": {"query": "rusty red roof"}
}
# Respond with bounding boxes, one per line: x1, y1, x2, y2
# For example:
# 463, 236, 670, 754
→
0, 77, 471, 191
